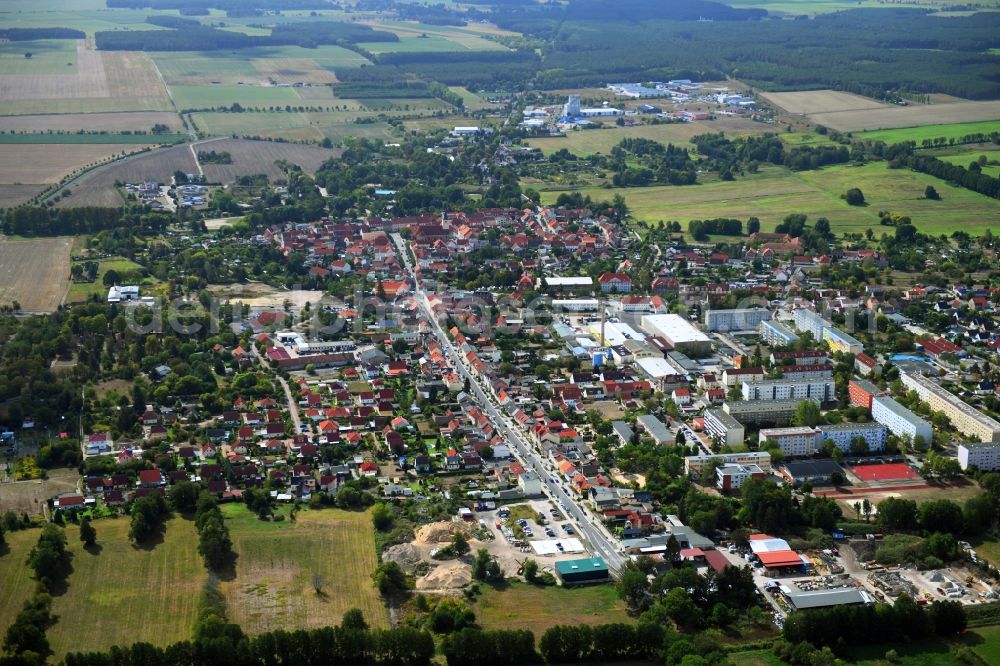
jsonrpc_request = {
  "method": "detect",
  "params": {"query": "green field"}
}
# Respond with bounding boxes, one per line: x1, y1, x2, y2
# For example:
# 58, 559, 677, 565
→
167, 85, 302, 111
731, 640, 969, 666
474, 582, 632, 634
0, 7, 169, 36
220, 504, 387, 634
937, 148, 1000, 179
0, 39, 77, 75
527, 120, 770, 155
66, 257, 146, 303
858, 120, 1000, 144
0, 528, 41, 644
540, 161, 1000, 237
725, 0, 999, 14
965, 624, 1000, 664
362, 21, 511, 51
48, 517, 204, 659
0, 133, 185, 144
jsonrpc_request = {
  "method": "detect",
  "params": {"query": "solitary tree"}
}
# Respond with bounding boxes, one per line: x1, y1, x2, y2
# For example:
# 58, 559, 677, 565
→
843, 188, 866, 206
924, 185, 940, 200
79, 517, 96, 547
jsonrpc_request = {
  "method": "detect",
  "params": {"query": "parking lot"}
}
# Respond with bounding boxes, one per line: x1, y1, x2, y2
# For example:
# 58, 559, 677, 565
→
478, 498, 597, 572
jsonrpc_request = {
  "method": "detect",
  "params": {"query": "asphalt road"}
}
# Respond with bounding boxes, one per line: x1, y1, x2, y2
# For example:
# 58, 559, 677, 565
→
392, 233, 627, 572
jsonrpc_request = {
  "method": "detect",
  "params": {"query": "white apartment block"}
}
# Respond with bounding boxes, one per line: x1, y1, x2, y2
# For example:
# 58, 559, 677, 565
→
704, 308, 771, 333
793, 308, 827, 340
760, 320, 799, 347
817, 422, 887, 452
716, 463, 767, 491
704, 408, 745, 448
741, 378, 835, 402
871, 395, 933, 444
900, 371, 1000, 443
759, 427, 822, 457
957, 442, 1000, 471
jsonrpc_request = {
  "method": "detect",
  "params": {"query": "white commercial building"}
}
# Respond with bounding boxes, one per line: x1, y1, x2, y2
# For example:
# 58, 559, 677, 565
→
544, 276, 594, 289
759, 427, 822, 457
563, 95, 581, 117
685, 451, 771, 477
741, 378, 835, 403
107, 285, 140, 303
640, 314, 712, 354
957, 442, 1000, 471
704, 308, 771, 333
871, 395, 933, 444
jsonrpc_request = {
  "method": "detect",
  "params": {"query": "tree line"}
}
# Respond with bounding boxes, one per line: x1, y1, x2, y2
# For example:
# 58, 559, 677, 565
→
1, 207, 171, 237
905, 153, 1000, 199
692, 133, 850, 175
0, 28, 85, 40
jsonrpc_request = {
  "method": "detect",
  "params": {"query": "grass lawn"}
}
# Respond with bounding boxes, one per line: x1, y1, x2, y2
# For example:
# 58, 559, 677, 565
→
66, 257, 146, 303
0, 39, 77, 75
974, 537, 1000, 568
168, 85, 302, 112
936, 148, 1000, 179
0, 528, 42, 641
49, 517, 204, 660
858, 120, 1000, 145
220, 504, 387, 634
540, 161, 1000, 237
527, 123, 711, 155
474, 582, 632, 634
728, 650, 785, 666
0, 133, 185, 144
964, 624, 1000, 664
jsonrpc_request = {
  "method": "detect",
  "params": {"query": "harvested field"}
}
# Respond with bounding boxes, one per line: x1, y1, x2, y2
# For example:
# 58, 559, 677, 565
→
807, 101, 1000, 132
55, 185, 123, 209
0, 468, 80, 516
761, 89, 888, 115
0, 111, 182, 134
220, 504, 387, 634
0, 184, 46, 208
0, 41, 172, 115
0, 235, 73, 311
195, 138, 335, 182
49, 517, 204, 660
252, 58, 338, 85
0, 143, 153, 185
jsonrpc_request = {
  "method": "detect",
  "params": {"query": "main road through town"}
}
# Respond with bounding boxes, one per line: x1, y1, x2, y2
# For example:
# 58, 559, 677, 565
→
391, 233, 627, 573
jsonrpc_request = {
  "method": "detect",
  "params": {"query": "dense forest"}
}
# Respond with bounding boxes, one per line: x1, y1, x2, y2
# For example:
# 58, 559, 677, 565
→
488, 7, 1000, 99
0, 28, 86, 40
106, 0, 330, 10
96, 19, 397, 51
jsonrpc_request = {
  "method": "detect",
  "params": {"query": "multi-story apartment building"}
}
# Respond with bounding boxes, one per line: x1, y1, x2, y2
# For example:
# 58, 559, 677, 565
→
704, 308, 771, 333
742, 378, 835, 403
793, 308, 827, 340
957, 442, 1000, 471
871, 395, 933, 444
817, 422, 887, 452
823, 326, 864, 355
760, 320, 799, 347
723, 399, 815, 425
848, 378, 883, 409
716, 463, 768, 491
704, 408, 745, 448
900, 371, 1000, 443
759, 427, 822, 457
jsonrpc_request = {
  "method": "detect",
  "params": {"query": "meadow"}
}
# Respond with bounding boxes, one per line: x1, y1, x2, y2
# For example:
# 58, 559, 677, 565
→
858, 120, 1000, 144
474, 581, 632, 634
540, 161, 1000, 237
152, 46, 368, 87
65, 257, 146, 304
47, 517, 204, 660
0, 39, 77, 75
220, 504, 387, 634
936, 148, 1000, 178
527, 119, 768, 155
0, 528, 41, 639
167, 85, 302, 112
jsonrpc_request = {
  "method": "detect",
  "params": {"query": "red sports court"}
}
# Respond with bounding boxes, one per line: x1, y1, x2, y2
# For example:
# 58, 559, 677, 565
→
851, 463, 919, 482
